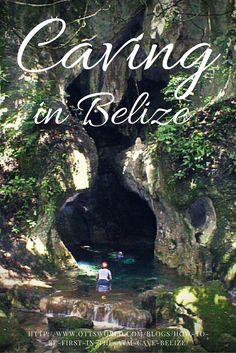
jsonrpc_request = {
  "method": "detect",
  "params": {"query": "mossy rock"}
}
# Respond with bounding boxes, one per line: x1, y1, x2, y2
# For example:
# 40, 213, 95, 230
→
136, 287, 177, 324
13, 285, 53, 310
48, 316, 93, 331
174, 281, 236, 352
0, 317, 33, 352
155, 292, 177, 323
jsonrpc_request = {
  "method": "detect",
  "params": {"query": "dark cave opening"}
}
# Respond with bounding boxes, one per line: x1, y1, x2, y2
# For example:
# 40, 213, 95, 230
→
56, 167, 157, 260
188, 198, 207, 228
195, 232, 203, 244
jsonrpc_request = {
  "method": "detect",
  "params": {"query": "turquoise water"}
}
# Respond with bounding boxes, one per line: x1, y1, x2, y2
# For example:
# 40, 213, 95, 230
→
69, 245, 190, 297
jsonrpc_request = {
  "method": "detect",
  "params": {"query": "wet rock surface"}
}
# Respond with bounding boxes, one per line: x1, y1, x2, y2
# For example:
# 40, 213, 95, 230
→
40, 296, 152, 329
48, 316, 93, 331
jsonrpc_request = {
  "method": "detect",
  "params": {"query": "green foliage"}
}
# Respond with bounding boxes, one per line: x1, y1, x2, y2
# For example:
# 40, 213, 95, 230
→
0, 65, 65, 236
0, 175, 37, 234
174, 281, 236, 352
1, 175, 36, 199
148, 30, 236, 183
0, 317, 32, 353
0, 77, 58, 157
7, 82, 53, 130
40, 174, 63, 215
149, 99, 236, 182
0, 62, 59, 162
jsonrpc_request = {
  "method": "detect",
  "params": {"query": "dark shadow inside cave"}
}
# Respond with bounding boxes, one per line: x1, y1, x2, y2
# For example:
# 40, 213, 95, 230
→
188, 199, 207, 228
56, 169, 157, 260
195, 232, 203, 244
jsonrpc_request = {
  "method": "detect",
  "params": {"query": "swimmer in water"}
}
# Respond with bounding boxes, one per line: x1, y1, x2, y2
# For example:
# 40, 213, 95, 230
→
117, 251, 124, 259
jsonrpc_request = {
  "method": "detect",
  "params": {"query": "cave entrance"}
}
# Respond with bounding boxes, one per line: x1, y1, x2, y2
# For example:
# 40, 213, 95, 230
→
56, 170, 157, 261
60, 49, 168, 263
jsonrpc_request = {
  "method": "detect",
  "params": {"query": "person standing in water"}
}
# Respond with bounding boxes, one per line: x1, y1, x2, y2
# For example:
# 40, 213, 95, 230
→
96, 261, 112, 286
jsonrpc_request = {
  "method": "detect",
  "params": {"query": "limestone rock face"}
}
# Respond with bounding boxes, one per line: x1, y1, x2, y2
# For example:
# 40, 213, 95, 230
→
115, 116, 235, 285
0, 119, 98, 277
143, 0, 231, 55
143, 0, 235, 101
27, 123, 98, 270
115, 139, 204, 278
115, 138, 156, 201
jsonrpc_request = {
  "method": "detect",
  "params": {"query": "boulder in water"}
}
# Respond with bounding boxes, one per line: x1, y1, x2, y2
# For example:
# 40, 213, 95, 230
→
135, 286, 177, 324
48, 316, 93, 331
111, 304, 152, 329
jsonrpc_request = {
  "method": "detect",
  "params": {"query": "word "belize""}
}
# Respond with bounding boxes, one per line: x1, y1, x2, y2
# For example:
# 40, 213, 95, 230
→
17, 18, 221, 126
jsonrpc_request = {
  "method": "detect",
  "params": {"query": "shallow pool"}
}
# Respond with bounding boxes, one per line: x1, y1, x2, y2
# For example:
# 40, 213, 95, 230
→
54, 245, 190, 301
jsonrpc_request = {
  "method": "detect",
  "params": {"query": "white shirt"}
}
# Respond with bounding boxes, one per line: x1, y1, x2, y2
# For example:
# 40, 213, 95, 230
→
98, 268, 111, 280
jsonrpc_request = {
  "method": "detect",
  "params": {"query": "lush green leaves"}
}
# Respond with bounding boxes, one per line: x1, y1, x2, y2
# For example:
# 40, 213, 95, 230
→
148, 31, 236, 183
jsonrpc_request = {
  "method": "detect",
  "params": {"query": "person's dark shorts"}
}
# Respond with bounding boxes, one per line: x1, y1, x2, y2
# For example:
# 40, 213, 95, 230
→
98, 279, 110, 286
